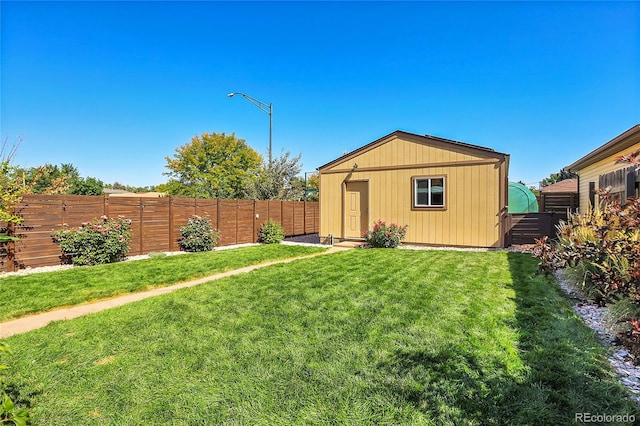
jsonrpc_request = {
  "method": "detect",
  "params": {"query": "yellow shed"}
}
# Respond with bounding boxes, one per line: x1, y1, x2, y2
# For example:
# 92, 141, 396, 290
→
318, 131, 510, 248
566, 124, 640, 212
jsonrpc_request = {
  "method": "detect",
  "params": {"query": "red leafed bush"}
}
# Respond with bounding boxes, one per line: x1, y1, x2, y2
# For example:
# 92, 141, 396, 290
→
363, 220, 408, 248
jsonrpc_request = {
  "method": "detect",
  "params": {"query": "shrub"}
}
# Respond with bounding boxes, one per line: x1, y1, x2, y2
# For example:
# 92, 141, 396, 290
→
363, 220, 408, 248
535, 193, 640, 304
259, 220, 284, 244
179, 215, 220, 252
52, 216, 132, 266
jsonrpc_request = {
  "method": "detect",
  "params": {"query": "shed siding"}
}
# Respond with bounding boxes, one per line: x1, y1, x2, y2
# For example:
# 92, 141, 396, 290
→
576, 142, 640, 211
320, 134, 505, 247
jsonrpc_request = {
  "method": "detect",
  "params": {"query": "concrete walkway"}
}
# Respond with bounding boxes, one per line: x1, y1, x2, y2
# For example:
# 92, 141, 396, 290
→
0, 244, 355, 339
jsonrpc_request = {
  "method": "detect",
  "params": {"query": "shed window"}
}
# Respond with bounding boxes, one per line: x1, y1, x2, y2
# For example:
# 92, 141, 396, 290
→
413, 177, 445, 208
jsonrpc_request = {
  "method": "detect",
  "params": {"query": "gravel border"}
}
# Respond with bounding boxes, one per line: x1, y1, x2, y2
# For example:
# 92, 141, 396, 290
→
554, 271, 640, 404
0, 243, 260, 279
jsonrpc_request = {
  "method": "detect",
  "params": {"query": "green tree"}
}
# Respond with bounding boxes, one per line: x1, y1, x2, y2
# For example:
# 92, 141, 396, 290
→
290, 176, 306, 200
305, 173, 319, 201
540, 169, 578, 187
163, 132, 262, 199
69, 176, 104, 195
104, 182, 156, 193
246, 151, 303, 200
107, 181, 128, 191
21, 163, 104, 195
23, 163, 74, 194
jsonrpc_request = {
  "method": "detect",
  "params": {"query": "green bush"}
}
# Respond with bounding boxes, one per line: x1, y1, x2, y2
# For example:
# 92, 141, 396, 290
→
52, 216, 132, 266
179, 215, 220, 252
259, 220, 284, 244
364, 220, 408, 248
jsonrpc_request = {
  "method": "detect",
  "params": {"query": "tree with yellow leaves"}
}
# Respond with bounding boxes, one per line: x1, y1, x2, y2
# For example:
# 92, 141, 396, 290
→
162, 132, 262, 199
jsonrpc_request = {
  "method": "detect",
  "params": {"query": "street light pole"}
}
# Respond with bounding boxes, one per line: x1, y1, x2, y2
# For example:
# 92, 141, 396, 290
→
227, 92, 273, 164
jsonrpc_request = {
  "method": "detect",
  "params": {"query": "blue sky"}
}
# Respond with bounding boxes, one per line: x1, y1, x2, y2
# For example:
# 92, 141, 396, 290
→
1, 1, 638, 188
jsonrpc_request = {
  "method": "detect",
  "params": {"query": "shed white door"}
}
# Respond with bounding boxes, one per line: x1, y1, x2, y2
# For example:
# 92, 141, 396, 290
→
345, 181, 368, 239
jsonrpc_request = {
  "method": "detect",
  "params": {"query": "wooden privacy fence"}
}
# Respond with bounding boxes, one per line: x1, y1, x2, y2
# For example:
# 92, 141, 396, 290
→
539, 192, 579, 215
507, 212, 567, 245
600, 165, 640, 199
0, 195, 319, 272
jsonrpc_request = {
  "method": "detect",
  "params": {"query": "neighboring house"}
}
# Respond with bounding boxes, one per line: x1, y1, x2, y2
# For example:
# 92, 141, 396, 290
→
103, 189, 167, 198
103, 189, 133, 196
318, 130, 510, 248
539, 178, 578, 193
566, 124, 640, 212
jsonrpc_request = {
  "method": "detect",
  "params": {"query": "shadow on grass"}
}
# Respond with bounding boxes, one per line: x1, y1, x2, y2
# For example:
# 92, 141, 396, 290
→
505, 252, 639, 423
379, 252, 640, 425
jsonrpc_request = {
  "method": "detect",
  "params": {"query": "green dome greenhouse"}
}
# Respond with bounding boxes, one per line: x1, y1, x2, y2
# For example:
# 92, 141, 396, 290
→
508, 182, 539, 213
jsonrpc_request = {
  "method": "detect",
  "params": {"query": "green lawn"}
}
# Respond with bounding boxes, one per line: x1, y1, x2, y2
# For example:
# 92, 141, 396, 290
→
0, 244, 327, 321
3, 249, 638, 425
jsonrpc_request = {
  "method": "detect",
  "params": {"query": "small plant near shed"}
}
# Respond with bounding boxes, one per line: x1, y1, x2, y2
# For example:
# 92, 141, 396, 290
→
259, 220, 284, 244
52, 216, 132, 266
179, 215, 220, 252
363, 220, 408, 248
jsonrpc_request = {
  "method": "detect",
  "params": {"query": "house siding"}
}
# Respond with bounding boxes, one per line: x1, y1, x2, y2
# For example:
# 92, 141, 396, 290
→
319, 133, 507, 248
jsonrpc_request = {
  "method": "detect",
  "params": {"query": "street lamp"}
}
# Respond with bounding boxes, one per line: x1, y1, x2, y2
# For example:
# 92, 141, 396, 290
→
227, 92, 273, 164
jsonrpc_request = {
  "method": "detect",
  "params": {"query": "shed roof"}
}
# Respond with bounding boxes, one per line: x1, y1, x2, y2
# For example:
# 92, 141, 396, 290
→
565, 124, 640, 171
317, 130, 507, 171
539, 178, 578, 193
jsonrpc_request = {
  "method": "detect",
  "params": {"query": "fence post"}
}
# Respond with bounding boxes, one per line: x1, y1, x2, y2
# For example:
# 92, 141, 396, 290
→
139, 197, 144, 255
253, 200, 257, 243
7, 219, 15, 272
216, 199, 220, 238
60, 197, 65, 227
169, 197, 174, 252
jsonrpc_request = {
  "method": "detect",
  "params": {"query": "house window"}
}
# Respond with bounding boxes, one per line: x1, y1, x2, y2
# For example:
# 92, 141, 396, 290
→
413, 177, 445, 208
